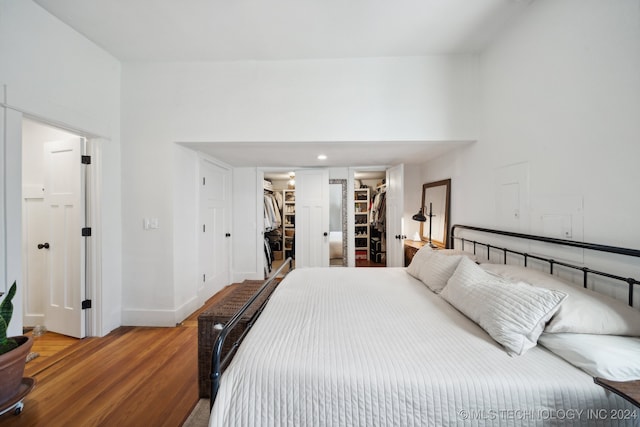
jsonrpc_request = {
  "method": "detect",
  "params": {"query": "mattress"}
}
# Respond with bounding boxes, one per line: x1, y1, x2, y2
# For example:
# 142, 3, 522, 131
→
210, 267, 638, 426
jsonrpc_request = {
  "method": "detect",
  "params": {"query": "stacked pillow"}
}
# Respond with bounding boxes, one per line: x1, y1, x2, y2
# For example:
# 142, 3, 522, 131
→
407, 250, 567, 356
439, 258, 567, 356
479, 263, 640, 381
480, 263, 640, 336
407, 247, 640, 376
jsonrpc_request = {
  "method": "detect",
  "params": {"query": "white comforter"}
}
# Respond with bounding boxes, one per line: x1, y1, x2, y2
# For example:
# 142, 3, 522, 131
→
210, 268, 637, 426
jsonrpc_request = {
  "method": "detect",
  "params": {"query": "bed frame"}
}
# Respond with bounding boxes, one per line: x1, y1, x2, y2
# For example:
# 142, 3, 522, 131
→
209, 259, 293, 409
450, 224, 640, 307
209, 225, 640, 408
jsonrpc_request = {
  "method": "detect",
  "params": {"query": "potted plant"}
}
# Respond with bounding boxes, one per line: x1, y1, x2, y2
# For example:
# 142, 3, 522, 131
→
0, 282, 33, 406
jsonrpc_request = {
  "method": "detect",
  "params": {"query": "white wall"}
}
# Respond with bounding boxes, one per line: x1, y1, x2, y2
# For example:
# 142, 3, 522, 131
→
422, 0, 640, 289
121, 55, 480, 319
0, 0, 122, 336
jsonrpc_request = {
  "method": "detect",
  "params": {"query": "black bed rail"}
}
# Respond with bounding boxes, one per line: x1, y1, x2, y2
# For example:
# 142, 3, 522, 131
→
210, 258, 293, 409
451, 225, 640, 307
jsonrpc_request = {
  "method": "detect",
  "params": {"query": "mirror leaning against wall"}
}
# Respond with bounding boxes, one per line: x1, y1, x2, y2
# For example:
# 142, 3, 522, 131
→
329, 179, 348, 266
419, 179, 451, 248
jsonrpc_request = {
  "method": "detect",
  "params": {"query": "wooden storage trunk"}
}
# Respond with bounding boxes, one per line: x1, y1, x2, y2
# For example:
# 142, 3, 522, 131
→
197, 280, 278, 398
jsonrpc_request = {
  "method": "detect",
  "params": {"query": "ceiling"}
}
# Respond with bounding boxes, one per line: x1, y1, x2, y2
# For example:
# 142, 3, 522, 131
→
33, 0, 528, 168
179, 140, 473, 168
34, 0, 529, 62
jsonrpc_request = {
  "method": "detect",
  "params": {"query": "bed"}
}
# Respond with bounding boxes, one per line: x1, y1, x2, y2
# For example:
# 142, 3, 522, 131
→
208, 226, 640, 426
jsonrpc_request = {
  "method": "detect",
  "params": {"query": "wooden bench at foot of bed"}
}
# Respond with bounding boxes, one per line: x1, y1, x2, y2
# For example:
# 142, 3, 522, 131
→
197, 279, 279, 398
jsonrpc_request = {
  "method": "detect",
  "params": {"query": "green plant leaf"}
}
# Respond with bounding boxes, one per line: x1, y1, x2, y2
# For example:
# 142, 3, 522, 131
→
0, 338, 18, 354
0, 281, 17, 346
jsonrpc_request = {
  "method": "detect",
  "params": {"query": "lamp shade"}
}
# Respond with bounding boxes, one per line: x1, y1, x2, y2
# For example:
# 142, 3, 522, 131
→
412, 208, 426, 222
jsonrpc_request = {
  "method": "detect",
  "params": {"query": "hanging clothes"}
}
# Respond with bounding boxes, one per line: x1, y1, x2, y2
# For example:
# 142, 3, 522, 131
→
370, 188, 386, 232
264, 192, 281, 231
264, 237, 273, 273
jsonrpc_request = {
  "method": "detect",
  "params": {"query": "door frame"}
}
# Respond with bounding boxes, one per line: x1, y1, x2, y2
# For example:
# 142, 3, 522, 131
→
14, 113, 102, 337
349, 166, 391, 267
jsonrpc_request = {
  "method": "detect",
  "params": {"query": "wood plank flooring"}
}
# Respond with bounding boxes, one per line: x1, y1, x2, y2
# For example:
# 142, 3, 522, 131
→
0, 283, 240, 427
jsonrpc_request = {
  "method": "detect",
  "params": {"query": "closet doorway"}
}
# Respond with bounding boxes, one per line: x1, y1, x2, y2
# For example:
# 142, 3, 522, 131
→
263, 171, 296, 278
354, 170, 387, 267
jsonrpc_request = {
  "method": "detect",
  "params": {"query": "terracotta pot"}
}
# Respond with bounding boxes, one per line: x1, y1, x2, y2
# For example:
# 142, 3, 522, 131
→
0, 336, 33, 405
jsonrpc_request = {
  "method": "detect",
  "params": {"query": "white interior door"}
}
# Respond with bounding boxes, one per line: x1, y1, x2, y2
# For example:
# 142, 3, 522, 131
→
43, 139, 85, 338
199, 159, 231, 302
295, 169, 330, 267
23, 186, 47, 327
386, 164, 405, 267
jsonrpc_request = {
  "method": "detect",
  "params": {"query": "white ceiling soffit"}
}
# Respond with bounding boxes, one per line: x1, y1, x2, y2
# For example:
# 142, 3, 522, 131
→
178, 140, 473, 168
33, 0, 531, 61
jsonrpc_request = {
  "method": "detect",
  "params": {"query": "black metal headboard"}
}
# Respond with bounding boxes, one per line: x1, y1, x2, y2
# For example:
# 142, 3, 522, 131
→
450, 224, 640, 307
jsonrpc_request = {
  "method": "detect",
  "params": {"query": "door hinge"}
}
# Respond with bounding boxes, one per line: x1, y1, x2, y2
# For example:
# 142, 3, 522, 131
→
203, 274, 206, 282
202, 224, 206, 232
202, 177, 206, 185
82, 227, 92, 237
82, 299, 92, 309
81, 155, 91, 165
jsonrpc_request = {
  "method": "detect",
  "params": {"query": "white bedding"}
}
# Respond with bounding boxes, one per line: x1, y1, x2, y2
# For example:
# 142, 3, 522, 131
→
210, 268, 637, 426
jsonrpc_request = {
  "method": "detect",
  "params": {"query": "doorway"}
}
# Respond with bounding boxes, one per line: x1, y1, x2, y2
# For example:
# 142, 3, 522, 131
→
263, 171, 296, 278
22, 118, 88, 339
354, 170, 387, 267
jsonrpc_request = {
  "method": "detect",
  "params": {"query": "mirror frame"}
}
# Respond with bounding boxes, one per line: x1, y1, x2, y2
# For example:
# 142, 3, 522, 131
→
419, 179, 451, 248
329, 179, 348, 266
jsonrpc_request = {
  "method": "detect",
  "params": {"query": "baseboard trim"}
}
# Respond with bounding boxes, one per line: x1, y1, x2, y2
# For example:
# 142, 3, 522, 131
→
121, 308, 178, 327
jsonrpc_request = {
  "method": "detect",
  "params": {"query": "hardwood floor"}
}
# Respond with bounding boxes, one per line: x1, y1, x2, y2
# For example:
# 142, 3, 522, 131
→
0, 284, 240, 427
355, 259, 385, 267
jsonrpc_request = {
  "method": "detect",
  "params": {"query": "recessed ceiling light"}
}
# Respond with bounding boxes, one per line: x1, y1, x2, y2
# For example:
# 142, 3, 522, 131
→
317, 154, 327, 160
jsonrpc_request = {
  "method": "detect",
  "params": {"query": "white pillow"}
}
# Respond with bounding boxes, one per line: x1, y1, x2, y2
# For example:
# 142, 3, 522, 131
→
538, 333, 640, 381
406, 245, 434, 278
417, 252, 463, 293
481, 263, 640, 336
406, 246, 477, 280
441, 257, 567, 356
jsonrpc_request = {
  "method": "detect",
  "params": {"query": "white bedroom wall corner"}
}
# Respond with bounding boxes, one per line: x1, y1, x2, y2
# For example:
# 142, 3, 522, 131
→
172, 144, 200, 321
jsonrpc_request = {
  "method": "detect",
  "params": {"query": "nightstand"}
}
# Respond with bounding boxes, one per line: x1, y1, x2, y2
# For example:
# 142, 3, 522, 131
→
404, 240, 427, 267
594, 377, 640, 408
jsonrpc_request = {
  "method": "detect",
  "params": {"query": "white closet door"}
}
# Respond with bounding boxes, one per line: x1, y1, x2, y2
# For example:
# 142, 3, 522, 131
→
199, 158, 231, 301
386, 164, 405, 267
295, 169, 329, 268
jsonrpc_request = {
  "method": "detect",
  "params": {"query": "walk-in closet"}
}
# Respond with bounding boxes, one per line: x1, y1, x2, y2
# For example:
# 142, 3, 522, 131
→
354, 171, 386, 267
263, 172, 296, 278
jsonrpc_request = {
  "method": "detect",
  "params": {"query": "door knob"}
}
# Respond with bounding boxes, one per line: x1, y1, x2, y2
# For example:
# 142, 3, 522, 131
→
323, 232, 328, 236
38, 243, 50, 249
225, 233, 231, 237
